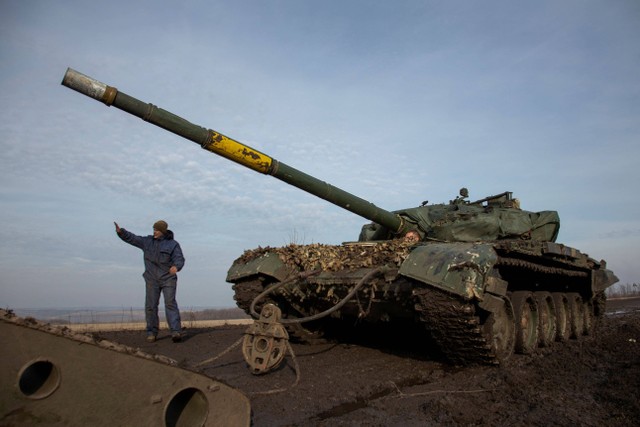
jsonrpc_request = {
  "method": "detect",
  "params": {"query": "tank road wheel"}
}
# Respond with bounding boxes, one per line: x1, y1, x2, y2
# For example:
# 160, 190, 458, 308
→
551, 293, 571, 342
567, 293, 585, 339
533, 292, 556, 348
481, 297, 516, 363
510, 291, 539, 354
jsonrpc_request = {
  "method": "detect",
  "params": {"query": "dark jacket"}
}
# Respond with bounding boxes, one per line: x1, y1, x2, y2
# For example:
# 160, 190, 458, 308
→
118, 228, 185, 282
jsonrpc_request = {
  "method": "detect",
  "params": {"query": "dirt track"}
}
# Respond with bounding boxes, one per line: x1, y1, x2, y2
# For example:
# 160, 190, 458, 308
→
100, 297, 640, 426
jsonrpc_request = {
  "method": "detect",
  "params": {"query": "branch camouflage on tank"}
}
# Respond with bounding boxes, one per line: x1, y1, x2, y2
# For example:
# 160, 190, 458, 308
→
236, 240, 414, 272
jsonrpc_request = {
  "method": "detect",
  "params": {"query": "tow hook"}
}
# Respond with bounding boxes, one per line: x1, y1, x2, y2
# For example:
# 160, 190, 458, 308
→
242, 304, 289, 374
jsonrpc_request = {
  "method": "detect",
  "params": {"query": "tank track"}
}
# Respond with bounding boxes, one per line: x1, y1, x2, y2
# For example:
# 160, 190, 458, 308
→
232, 279, 265, 313
495, 253, 605, 314
235, 277, 508, 364
496, 256, 589, 278
412, 254, 605, 365
412, 286, 498, 365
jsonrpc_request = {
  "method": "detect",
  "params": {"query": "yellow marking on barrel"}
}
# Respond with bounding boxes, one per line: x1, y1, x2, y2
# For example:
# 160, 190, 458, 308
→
204, 131, 272, 173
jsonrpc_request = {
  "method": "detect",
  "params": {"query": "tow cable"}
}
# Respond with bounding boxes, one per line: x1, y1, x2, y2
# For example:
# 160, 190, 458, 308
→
243, 266, 387, 374
196, 265, 388, 390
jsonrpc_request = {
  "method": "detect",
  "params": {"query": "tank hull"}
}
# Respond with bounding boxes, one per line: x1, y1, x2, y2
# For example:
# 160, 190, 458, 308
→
228, 239, 617, 364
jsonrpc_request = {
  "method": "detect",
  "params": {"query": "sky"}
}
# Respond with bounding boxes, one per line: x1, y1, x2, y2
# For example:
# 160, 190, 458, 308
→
1, 1, 639, 309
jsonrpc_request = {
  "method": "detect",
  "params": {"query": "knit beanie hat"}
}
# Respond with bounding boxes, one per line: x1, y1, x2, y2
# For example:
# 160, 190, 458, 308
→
153, 220, 168, 234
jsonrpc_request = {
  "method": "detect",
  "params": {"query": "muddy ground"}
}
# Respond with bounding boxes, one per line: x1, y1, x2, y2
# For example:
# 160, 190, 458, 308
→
100, 297, 640, 426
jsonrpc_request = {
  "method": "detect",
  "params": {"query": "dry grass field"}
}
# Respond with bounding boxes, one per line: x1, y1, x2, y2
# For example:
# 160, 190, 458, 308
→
61, 318, 252, 332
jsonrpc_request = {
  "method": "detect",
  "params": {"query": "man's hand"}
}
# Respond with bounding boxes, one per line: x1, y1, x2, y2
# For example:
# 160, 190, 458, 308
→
169, 266, 178, 275
114, 222, 122, 234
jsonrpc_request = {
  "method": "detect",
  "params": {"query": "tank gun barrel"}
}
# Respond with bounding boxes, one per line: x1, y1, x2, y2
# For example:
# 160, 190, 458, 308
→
62, 68, 406, 234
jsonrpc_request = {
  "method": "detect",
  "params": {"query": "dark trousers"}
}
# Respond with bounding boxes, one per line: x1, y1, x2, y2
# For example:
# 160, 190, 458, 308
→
145, 276, 182, 335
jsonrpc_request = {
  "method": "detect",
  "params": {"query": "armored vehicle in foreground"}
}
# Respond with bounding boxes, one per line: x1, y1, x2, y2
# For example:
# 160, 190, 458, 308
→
0, 309, 250, 426
62, 68, 618, 365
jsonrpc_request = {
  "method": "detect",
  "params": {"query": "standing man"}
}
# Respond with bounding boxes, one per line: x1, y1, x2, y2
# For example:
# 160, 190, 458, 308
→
115, 220, 185, 343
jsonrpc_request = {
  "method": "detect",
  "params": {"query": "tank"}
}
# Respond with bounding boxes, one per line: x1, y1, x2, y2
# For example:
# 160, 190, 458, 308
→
62, 68, 618, 366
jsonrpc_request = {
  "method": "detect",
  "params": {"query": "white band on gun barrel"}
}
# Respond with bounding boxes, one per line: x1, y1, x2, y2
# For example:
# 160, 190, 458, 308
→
62, 68, 116, 106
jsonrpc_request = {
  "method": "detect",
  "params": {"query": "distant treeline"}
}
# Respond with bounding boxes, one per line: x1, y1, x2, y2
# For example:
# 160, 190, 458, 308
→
15, 306, 249, 325
183, 307, 250, 321
607, 282, 640, 298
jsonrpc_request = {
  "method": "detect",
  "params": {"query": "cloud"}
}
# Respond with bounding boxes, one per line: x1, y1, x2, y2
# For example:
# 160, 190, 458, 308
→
1, 1, 639, 308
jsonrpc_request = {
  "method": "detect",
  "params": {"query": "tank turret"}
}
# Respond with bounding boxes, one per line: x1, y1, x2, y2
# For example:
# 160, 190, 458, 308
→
63, 68, 618, 367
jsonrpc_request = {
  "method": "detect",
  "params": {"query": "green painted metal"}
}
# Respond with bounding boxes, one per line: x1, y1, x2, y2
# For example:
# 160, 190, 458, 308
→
227, 252, 291, 282
399, 243, 498, 298
359, 194, 560, 243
